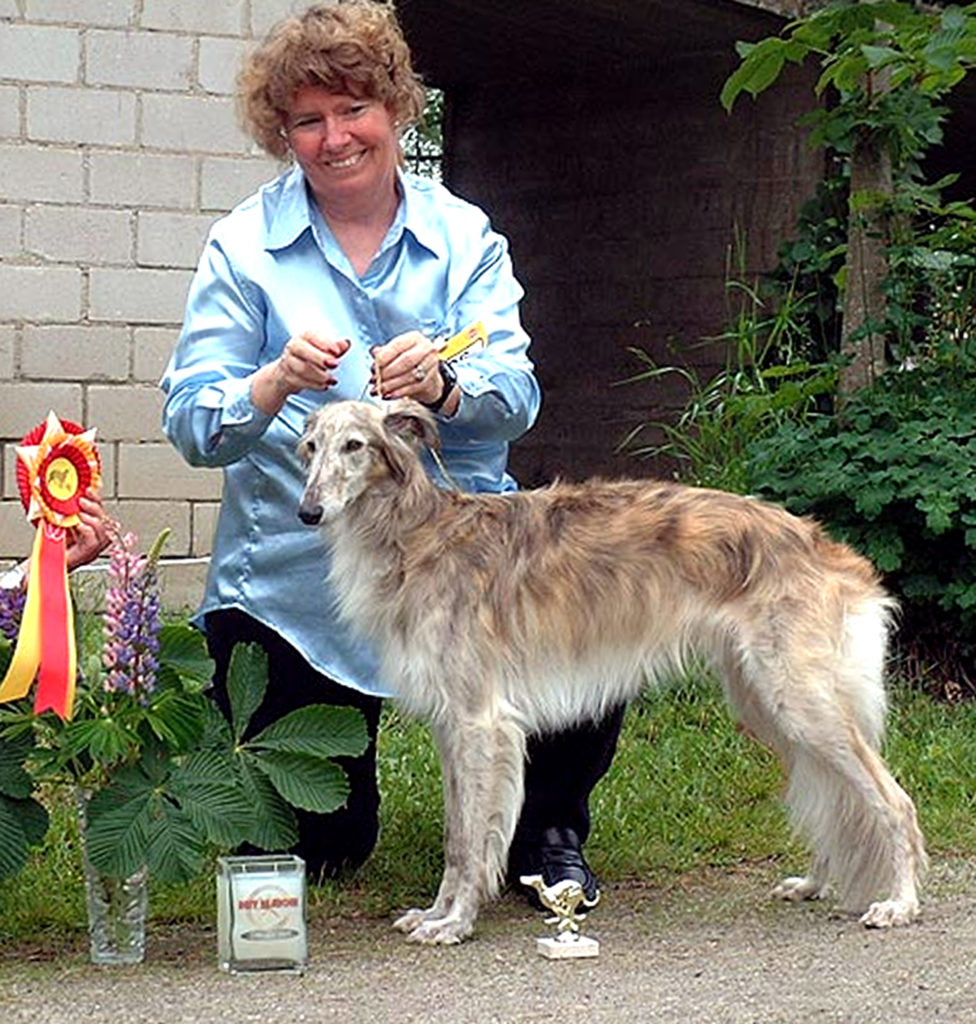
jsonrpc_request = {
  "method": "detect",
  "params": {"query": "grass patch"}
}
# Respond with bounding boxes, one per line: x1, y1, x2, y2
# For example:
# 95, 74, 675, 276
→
884, 685, 976, 853
2, 675, 975, 949
588, 674, 798, 880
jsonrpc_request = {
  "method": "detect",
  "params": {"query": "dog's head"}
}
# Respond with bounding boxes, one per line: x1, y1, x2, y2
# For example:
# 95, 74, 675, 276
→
297, 399, 440, 527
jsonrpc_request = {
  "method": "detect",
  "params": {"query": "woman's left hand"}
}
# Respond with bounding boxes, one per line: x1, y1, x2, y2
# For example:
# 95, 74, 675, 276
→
370, 331, 443, 404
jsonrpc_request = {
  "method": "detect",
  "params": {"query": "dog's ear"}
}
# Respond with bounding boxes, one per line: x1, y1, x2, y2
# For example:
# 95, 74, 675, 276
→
375, 400, 440, 486
383, 399, 441, 453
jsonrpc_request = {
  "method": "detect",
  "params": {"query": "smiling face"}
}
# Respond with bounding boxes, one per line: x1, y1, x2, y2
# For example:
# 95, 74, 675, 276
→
284, 84, 399, 214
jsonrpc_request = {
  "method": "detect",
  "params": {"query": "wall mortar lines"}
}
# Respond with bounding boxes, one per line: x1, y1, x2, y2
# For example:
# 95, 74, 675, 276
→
0, 0, 302, 606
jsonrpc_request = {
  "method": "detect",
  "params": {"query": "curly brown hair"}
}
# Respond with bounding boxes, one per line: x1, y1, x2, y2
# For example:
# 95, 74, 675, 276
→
238, 0, 426, 159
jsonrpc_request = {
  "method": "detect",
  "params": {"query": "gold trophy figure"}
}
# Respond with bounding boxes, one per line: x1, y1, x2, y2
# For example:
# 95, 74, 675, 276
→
520, 874, 600, 959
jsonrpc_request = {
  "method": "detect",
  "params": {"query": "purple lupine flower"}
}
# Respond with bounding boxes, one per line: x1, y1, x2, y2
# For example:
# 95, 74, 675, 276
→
102, 532, 162, 703
0, 584, 25, 642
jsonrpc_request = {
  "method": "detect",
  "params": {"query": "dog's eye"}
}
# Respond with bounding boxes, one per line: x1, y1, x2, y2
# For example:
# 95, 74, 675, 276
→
344, 438, 364, 453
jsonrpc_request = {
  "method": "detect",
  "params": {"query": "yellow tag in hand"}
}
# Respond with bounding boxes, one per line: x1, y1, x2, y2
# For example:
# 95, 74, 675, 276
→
438, 321, 488, 362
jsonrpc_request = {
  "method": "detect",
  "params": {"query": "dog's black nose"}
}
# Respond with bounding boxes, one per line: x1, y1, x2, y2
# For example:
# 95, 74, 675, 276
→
298, 504, 323, 526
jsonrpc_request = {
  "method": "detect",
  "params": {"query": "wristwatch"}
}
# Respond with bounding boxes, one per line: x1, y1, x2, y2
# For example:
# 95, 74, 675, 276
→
423, 359, 458, 414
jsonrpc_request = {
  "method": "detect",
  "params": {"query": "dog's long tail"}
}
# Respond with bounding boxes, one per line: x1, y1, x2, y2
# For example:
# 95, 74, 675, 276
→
785, 730, 925, 914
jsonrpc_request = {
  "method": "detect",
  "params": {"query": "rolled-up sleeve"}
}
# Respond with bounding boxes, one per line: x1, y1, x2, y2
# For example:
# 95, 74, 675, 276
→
160, 235, 274, 467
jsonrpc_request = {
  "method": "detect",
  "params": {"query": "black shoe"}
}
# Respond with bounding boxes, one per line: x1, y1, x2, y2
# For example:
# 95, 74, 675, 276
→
510, 826, 600, 911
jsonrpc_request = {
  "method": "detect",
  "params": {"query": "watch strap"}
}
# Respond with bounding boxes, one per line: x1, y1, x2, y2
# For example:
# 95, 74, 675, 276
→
423, 360, 458, 413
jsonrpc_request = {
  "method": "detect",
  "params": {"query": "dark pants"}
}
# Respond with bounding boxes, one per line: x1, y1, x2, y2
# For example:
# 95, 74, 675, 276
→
513, 705, 626, 849
205, 609, 625, 879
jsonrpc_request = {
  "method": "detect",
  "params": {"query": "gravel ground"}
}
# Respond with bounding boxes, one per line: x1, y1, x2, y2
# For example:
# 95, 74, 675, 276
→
1, 858, 974, 1024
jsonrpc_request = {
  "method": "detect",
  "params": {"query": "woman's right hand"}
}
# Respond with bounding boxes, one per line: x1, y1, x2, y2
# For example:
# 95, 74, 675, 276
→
66, 491, 113, 571
250, 330, 350, 414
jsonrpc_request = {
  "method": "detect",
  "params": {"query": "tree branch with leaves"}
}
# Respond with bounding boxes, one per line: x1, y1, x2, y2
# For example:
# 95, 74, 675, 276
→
722, 0, 976, 395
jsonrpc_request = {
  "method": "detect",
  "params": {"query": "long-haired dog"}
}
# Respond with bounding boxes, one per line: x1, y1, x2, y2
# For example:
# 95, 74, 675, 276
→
297, 399, 925, 945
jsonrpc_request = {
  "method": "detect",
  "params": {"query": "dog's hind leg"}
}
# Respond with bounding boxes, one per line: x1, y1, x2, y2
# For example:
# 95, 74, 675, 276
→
782, 732, 924, 927
713, 648, 829, 903
772, 852, 830, 903
723, 636, 923, 926
741, 676, 923, 926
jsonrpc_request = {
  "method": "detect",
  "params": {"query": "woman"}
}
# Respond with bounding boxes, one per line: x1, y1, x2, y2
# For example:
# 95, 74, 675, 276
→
161, 0, 624, 898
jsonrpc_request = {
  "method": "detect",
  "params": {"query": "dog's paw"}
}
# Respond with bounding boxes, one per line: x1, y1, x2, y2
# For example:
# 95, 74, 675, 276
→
393, 907, 474, 944
392, 907, 434, 933
860, 899, 919, 928
405, 916, 471, 945
772, 875, 827, 902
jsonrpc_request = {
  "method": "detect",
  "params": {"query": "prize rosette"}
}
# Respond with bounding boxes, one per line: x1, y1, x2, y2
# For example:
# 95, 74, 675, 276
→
0, 412, 102, 719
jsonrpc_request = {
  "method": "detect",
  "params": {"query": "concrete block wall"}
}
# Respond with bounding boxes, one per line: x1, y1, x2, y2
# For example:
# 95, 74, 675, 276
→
0, 0, 308, 605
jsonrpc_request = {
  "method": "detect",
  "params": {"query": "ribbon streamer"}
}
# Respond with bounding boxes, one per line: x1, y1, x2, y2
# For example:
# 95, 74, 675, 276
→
0, 412, 101, 719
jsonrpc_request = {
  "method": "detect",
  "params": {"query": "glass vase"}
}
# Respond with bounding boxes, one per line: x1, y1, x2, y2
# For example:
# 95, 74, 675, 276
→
217, 854, 308, 974
76, 790, 148, 966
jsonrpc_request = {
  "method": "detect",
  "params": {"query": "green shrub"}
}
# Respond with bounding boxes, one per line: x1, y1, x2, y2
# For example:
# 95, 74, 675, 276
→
745, 355, 976, 691
620, 252, 836, 492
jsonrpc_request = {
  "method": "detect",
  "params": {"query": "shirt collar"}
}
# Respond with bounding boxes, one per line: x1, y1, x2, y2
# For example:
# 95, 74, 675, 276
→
397, 170, 446, 260
262, 164, 445, 260
263, 164, 315, 252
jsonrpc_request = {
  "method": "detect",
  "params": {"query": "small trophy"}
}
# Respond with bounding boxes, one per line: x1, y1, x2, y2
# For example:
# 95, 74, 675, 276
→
520, 874, 600, 959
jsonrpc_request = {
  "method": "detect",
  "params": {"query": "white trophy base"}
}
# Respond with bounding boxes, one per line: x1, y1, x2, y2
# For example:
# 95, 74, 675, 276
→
536, 934, 600, 959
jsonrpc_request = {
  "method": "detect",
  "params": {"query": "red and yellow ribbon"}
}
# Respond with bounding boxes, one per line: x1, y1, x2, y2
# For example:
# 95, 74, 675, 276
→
0, 412, 101, 719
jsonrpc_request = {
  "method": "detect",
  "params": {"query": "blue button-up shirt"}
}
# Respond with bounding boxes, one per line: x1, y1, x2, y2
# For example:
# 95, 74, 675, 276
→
160, 166, 540, 697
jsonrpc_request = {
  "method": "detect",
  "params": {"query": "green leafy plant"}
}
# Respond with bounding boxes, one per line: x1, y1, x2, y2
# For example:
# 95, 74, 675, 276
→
768, 174, 849, 363
0, 528, 368, 883
721, 2, 976, 165
0, 728, 48, 880
883, 176, 976, 363
722, 1, 976, 392
0, 616, 218, 880
769, 165, 976, 368
628, 2, 976, 491
82, 641, 368, 881
620, 249, 836, 491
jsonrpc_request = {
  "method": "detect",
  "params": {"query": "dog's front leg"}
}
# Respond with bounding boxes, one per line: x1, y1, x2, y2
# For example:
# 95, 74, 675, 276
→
394, 713, 496, 945
393, 718, 463, 935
